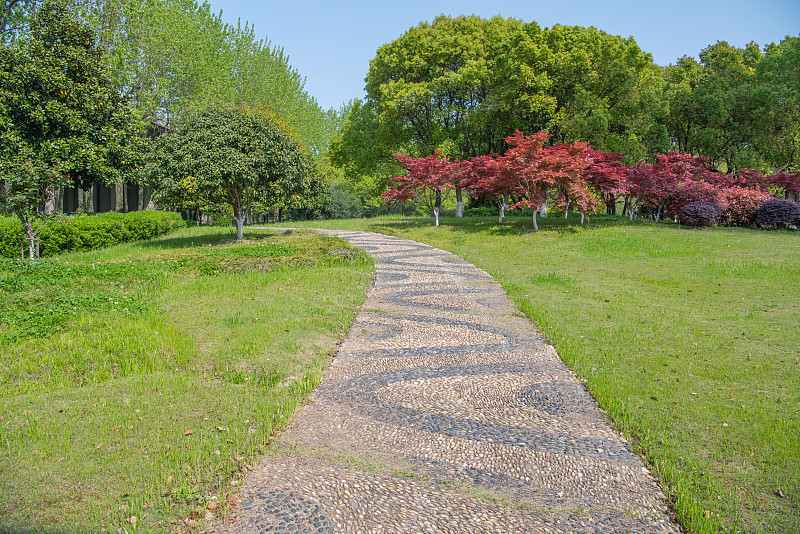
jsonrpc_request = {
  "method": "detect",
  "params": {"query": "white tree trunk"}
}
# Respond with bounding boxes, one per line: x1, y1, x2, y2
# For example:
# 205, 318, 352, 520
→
455, 187, 463, 218
234, 216, 245, 239
540, 202, 547, 218
580, 212, 585, 225
433, 206, 440, 227
532, 210, 539, 231
499, 195, 508, 223
564, 200, 570, 218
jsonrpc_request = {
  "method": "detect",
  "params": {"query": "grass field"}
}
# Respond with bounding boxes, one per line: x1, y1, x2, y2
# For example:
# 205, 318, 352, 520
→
0, 227, 373, 533
288, 213, 799, 534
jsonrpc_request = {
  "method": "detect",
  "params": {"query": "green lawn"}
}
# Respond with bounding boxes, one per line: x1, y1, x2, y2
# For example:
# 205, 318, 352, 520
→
289, 214, 799, 534
0, 227, 373, 533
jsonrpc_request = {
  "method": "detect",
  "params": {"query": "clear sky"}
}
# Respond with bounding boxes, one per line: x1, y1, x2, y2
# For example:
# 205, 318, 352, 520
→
204, 0, 799, 111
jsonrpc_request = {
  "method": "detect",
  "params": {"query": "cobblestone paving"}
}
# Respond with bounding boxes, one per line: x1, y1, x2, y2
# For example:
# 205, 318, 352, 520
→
218, 231, 681, 533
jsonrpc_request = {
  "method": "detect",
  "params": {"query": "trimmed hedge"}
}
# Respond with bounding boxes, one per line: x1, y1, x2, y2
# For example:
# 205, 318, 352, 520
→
0, 211, 185, 258
756, 198, 800, 228
680, 201, 722, 227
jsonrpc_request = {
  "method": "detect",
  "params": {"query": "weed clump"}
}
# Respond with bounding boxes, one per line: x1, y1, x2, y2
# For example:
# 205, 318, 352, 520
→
756, 198, 800, 228
680, 201, 721, 227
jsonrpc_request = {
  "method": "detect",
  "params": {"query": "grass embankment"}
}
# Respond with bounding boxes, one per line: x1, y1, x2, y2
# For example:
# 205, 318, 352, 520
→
289, 214, 799, 534
0, 227, 373, 533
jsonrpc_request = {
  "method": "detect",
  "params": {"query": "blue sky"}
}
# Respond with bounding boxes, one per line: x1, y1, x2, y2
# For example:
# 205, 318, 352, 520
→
204, 0, 799, 111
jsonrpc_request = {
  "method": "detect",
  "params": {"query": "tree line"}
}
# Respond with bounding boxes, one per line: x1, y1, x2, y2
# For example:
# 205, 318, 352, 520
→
331, 15, 800, 215
382, 131, 800, 229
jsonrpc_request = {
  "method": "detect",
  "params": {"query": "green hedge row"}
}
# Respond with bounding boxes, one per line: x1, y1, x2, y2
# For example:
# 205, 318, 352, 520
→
0, 211, 185, 258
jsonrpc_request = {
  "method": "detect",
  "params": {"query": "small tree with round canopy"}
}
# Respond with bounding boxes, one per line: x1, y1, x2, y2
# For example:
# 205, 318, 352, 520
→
145, 105, 312, 239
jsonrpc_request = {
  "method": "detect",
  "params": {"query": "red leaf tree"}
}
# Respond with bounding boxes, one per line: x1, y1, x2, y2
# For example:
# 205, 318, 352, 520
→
501, 131, 595, 230
382, 151, 457, 226
582, 149, 631, 217
766, 172, 800, 201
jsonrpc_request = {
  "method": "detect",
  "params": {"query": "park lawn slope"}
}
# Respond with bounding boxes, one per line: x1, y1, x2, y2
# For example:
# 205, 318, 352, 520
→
0, 227, 374, 533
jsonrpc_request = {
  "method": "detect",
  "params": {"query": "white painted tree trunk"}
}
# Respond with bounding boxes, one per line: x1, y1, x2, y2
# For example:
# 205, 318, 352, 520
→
499, 195, 508, 223
564, 200, 570, 218
540, 202, 547, 218
532, 210, 539, 231
433, 206, 440, 227
234, 216, 245, 239
455, 187, 463, 218
580, 212, 585, 225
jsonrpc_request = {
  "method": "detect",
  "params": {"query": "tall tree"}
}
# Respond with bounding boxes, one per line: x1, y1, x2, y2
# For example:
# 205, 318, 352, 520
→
0, 0, 144, 258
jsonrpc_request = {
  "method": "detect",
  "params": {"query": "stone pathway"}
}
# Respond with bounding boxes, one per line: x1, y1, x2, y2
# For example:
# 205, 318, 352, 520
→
218, 231, 680, 533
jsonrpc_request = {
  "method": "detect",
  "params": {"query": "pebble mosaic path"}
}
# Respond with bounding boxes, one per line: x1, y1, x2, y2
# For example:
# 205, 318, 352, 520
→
218, 231, 681, 534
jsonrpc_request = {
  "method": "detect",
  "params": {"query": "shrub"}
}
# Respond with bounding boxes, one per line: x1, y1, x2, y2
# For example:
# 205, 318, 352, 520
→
680, 201, 722, 227
719, 187, 772, 227
756, 199, 800, 228
665, 181, 721, 219
0, 211, 184, 258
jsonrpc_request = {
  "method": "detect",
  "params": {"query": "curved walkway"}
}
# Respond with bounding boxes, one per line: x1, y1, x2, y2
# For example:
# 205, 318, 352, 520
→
220, 231, 680, 534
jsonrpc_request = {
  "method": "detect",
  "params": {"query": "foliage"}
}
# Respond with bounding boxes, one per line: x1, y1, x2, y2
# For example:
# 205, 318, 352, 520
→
756, 198, 800, 228
358, 15, 664, 173
0, 211, 184, 257
382, 151, 457, 226
766, 171, 800, 201
87, 0, 337, 158
664, 37, 800, 173
145, 105, 313, 239
324, 183, 363, 219
718, 186, 771, 227
680, 201, 721, 227
665, 181, 721, 220
0, 0, 146, 258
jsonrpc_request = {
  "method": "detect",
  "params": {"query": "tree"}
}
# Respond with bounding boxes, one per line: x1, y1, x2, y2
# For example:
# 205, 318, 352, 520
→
583, 149, 630, 215
145, 105, 311, 239
500, 131, 594, 230
382, 151, 456, 226
0, 0, 144, 259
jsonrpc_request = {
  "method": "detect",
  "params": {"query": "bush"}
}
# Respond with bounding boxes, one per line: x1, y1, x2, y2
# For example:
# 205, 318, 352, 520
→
666, 181, 721, 219
324, 184, 363, 219
0, 211, 185, 258
756, 198, 800, 228
719, 187, 772, 227
680, 201, 722, 227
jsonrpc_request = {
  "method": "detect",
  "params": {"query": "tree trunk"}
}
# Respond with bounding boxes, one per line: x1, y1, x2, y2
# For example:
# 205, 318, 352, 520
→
455, 187, 463, 218
115, 182, 124, 212
434, 189, 442, 227
581, 212, 585, 225
540, 202, 547, 218
499, 195, 508, 223
564, 200, 570, 218
532, 209, 538, 231
234, 215, 245, 239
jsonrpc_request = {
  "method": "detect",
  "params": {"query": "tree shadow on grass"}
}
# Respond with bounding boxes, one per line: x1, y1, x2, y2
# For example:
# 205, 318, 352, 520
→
365, 213, 641, 237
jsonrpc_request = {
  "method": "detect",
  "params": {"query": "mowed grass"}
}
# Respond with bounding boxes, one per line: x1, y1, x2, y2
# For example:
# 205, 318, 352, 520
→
289, 214, 800, 534
0, 227, 373, 533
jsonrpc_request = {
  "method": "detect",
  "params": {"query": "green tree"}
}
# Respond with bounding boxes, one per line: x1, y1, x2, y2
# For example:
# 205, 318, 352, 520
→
664, 40, 769, 173
0, 0, 144, 259
145, 106, 312, 239
89, 0, 337, 158
753, 36, 800, 173
354, 15, 665, 211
